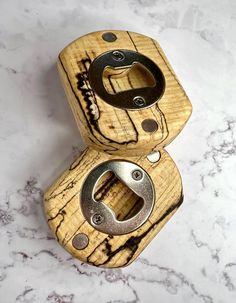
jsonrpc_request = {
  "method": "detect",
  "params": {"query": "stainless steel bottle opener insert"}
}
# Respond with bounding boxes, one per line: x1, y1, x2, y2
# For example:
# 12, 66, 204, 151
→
88, 49, 165, 110
81, 160, 155, 235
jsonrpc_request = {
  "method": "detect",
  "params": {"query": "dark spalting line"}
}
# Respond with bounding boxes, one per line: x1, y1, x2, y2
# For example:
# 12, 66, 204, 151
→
63, 220, 86, 245
46, 153, 102, 215
58, 56, 116, 152
151, 38, 185, 148
77, 52, 137, 146
107, 75, 116, 93
87, 192, 184, 267
47, 155, 118, 242
114, 77, 123, 92
54, 214, 65, 242
69, 147, 89, 171
117, 197, 143, 221
125, 110, 139, 143
151, 39, 190, 105
126, 31, 138, 52
124, 35, 169, 148
62, 231, 69, 246
124, 76, 139, 143
76, 59, 99, 125
151, 39, 183, 88
94, 174, 118, 202
48, 191, 82, 242
87, 136, 99, 145
103, 149, 118, 154
107, 74, 138, 143
113, 34, 170, 150
47, 149, 90, 199
47, 192, 79, 222
127, 73, 133, 89
104, 76, 138, 142
47, 180, 77, 200
152, 104, 169, 151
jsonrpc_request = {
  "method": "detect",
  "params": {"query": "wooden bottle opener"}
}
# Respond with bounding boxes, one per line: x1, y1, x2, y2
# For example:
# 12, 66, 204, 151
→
44, 30, 192, 268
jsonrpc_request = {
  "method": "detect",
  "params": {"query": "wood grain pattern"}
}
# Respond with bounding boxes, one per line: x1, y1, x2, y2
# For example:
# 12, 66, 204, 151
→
44, 148, 183, 268
44, 30, 192, 268
58, 30, 192, 156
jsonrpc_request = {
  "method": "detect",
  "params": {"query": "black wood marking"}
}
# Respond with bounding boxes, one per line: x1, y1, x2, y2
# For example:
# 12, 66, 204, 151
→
76, 53, 138, 146
151, 39, 184, 88
46, 180, 77, 201
106, 75, 138, 143
58, 56, 116, 151
94, 174, 118, 202
87, 193, 183, 267
151, 104, 169, 151
69, 147, 89, 171
47, 192, 79, 222
54, 214, 65, 242
118, 197, 143, 221
107, 75, 116, 93
126, 31, 138, 52
125, 110, 139, 143
63, 221, 86, 246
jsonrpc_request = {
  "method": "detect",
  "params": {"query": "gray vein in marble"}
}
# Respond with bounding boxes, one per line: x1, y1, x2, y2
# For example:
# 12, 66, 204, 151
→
191, 230, 220, 263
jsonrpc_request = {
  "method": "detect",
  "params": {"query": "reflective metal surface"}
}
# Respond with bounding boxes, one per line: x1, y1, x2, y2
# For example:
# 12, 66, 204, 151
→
80, 160, 155, 235
88, 49, 165, 110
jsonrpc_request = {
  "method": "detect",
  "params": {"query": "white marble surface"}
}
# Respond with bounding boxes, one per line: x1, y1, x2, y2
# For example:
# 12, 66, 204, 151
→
0, 0, 236, 302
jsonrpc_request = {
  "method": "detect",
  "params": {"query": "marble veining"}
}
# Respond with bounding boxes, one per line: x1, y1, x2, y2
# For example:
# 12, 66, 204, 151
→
0, 0, 236, 302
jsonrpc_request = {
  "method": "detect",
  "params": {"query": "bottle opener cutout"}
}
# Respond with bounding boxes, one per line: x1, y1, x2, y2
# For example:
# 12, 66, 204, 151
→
44, 30, 192, 268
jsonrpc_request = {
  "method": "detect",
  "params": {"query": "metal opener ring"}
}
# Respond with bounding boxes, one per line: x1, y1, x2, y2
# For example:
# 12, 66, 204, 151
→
80, 160, 155, 235
88, 49, 165, 110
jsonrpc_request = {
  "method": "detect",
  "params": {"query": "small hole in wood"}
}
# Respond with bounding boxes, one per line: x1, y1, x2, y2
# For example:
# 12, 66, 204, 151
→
94, 171, 143, 221
147, 151, 161, 163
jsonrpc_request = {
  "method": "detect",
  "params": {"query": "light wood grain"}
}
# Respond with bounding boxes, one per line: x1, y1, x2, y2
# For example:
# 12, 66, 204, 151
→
58, 30, 192, 156
44, 30, 191, 268
44, 148, 183, 268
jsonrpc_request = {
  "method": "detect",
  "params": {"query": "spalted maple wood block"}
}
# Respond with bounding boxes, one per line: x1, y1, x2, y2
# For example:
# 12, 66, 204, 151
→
44, 148, 183, 268
58, 30, 192, 156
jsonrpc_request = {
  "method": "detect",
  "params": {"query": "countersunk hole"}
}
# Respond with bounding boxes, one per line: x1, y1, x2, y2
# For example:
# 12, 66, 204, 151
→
147, 151, 161, 163
141, 119, 158, 133
102, 32, 117, 42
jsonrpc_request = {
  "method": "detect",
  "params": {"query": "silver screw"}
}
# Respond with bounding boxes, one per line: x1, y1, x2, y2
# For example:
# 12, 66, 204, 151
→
133, 96, 146, 107
111, 50, 125, 61
72, 233, 89, 250
92, 213, 104, 225
132, 169, 143, 181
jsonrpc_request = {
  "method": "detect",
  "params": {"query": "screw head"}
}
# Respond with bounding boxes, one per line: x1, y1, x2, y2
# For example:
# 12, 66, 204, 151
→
111, 50, 125, 61
72, 233, 89, 250
92, 213, 104, 225
133, 96, 146, 107
132, 169, 143, 181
